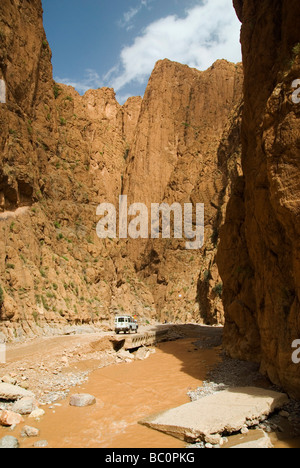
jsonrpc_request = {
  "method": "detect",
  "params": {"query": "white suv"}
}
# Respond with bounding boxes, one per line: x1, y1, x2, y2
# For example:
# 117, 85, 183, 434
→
115, 315, 138, 335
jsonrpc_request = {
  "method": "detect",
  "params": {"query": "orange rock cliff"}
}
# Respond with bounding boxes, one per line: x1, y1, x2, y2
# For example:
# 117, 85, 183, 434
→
217, 0, 300, 398
0, 0, 299, 399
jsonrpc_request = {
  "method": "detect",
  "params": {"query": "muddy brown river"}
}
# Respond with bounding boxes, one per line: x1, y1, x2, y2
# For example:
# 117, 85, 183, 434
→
1, 338, 219, 448
1, 335, 300, 448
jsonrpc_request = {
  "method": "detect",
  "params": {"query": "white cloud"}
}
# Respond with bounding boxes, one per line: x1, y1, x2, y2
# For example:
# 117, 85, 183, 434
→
118, 0, 149, 30
124, 7, 140, 24
54, 0, 241, 103
110, 0, 242, 92
55, 69, 103, 94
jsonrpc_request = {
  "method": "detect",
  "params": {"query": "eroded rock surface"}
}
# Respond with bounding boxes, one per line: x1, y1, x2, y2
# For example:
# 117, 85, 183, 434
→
140, 387, 289, 443
123, 59, 243, 324
217, 0, 300, 398
0, 0, 245, 339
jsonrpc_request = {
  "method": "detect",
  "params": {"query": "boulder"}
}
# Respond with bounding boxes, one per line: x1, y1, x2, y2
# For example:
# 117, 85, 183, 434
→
28, 408, 45, 419
69, 394, 96, 407
33, 440, 48, 448
1, 375, 17, 385
0, 436, 19, 449
21, 426, 40, 438
135, 347, 151, 361
0, 410, 24, 427
140, 387, 289, 442
12, 397, 38, 415
0, 383, 34, 401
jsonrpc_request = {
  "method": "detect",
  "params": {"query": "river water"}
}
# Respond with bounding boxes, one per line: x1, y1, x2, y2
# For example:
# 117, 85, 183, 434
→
11, 338, 220, 448
2, 336, 299, 448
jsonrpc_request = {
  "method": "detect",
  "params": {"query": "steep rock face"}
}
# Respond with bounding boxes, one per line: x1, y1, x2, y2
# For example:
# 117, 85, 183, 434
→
218, 0, 300, 397
0, 0, 245, 339
0, 0, 153, 340
197, 101, 243, 325
123, 59, 243, 324
0, 0, 57, 211
48, 84, 141, 205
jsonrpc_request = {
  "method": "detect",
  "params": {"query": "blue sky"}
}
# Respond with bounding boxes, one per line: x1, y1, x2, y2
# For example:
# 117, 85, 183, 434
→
42, 0, 242, 104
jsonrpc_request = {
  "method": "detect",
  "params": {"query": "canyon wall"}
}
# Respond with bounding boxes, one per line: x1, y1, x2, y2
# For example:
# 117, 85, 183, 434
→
123, 59, 243, 324
217, 0, 300, 398
0, 0, 154, 340
0, 0, 243, 340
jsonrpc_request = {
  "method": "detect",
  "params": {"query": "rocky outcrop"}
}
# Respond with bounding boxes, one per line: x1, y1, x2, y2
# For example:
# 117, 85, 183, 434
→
217, 0, 300, 398
197, 101, 243, 325
0, 0, 243, 339
124, 59, 243, 324
140, 387, 289, 443
0, 0, 153, 340
0, 0, 57, 211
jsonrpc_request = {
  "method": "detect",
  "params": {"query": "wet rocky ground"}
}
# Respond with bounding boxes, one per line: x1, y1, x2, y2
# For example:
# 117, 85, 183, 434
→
187, 346, 300, 448
0, 324, 299, 448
